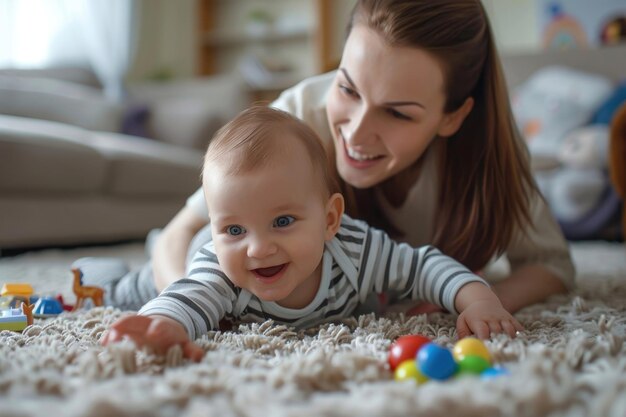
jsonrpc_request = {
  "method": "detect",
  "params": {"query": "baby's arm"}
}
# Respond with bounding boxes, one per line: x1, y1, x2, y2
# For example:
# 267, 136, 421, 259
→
101, 314, 204, 362
454, 282, 523, 339
100, 242, 236, 361
346, 218, 522, 339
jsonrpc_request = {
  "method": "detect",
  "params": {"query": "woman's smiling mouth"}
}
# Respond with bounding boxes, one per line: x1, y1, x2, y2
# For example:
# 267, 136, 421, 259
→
341, 134, 383, 167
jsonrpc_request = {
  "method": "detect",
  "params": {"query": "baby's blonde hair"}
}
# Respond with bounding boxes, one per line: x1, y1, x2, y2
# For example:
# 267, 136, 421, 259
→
203, 106, 339, 196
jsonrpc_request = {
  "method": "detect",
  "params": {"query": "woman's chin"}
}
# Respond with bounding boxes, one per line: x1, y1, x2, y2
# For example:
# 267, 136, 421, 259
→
339, 166, 382, 189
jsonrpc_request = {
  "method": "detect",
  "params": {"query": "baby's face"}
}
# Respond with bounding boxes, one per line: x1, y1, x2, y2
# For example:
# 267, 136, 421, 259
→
204, 141, 336, 309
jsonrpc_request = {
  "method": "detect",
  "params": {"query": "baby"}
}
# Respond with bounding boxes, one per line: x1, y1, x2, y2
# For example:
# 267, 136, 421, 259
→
102, 106, 523, 361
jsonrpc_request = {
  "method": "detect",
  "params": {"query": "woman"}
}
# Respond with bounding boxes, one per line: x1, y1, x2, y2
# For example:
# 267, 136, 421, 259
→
77, 0, 574, 314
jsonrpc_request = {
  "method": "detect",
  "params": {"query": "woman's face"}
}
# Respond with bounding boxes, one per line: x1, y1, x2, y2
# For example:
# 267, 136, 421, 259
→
326, 25, 452, 189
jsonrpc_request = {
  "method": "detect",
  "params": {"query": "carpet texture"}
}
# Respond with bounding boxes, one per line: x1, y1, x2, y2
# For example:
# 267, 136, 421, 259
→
0, 242, 625, 417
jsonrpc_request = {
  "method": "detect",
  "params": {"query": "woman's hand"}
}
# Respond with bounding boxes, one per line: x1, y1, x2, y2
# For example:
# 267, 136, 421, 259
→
456, 299, 523, 339
101, 314, 204, 362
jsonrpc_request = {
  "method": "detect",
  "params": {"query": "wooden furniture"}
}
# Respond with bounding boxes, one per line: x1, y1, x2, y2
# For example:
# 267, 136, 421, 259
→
609, 102, 626, 239
196, 0, 345, 102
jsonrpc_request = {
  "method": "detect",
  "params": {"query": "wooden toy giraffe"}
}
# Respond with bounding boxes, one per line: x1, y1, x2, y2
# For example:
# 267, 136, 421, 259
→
71, 268, 104, 311
20, 301, 33, 326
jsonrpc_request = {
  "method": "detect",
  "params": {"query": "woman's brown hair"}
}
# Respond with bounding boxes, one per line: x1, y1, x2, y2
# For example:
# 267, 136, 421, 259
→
343, 0, 537, 270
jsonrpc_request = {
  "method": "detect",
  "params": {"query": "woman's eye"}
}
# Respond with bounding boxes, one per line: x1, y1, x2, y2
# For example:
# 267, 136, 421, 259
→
273, 216, 295, 228
226, 225, 246, 236
387, 108, 412, 121
339, 84, 359, 98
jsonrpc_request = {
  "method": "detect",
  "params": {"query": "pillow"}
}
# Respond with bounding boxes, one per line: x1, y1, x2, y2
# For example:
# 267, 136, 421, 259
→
146, 98, 225, 150
512, 66, 614, 167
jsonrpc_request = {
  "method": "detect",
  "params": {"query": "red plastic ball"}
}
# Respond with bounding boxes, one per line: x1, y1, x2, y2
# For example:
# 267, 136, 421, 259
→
388, 334, 431, 371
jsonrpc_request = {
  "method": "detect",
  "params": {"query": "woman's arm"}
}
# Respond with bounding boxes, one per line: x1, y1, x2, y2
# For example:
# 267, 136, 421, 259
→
497, 194, 574, 313
152, 206, 208, 291
492, 265, 567, 313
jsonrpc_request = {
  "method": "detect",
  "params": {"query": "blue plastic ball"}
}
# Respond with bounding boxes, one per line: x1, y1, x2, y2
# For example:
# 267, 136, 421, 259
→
416, 343, 458, 380
480, 366, 509, 380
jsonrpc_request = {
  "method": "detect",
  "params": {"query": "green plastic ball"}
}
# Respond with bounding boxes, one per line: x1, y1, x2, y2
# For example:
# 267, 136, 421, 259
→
457, 354, 491, 375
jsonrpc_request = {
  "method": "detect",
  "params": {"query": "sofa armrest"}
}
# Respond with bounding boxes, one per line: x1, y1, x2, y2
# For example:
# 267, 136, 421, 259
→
0, 115, 107, 193
0, 75, 123, 132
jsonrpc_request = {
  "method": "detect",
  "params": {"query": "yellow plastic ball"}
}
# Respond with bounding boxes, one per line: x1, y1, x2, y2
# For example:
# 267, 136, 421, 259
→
394, 359, 429, 384
453, 337, 491, 364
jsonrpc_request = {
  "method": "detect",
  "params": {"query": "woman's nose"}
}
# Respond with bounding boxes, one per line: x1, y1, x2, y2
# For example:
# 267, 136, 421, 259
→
246, 234, 278, 259
344, 109, 376, 146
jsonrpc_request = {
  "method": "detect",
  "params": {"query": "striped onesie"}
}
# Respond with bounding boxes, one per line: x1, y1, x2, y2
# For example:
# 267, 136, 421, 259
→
139, 215, 487, 339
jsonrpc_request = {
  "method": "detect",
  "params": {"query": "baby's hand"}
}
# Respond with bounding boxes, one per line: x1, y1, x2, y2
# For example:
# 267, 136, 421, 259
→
456, 300, 523, 339
101, 314, 204, 362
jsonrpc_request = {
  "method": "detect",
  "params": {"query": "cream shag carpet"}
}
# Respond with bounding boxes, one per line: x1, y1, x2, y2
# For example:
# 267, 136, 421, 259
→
0, 242, 625, 417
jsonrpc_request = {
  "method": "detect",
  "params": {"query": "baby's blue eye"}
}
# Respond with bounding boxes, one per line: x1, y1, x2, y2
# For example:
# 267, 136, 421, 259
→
273, 216, 295, 228
226, 225, 246, 236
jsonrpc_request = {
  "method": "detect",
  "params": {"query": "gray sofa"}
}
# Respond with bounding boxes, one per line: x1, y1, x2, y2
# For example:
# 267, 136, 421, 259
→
0, 69, 248, 249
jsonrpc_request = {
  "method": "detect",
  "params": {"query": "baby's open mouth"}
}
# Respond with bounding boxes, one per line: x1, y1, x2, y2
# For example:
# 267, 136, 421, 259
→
253, 264, 286, 278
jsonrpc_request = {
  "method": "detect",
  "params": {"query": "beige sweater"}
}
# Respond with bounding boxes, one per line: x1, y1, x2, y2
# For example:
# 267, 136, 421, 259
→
188, 71, 575, 288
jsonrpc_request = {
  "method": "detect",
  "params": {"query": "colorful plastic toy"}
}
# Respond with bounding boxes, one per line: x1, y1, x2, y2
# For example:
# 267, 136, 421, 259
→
33, 296, 64, 318
0, 307, 28, 332
394, 359, 428, 383
21, 302, 34, 326
1, 283, 33, 298
480, 366, 510, 380
388, 334, 431, 371
71, 268, 104, 310
388, 335, 508, 385
7, 295, 35, 309
417, 343, 458, 380
456, 355, 491, 375
55, 294, 74, 312
453, 337, 491, 363
0, 297, 11, 309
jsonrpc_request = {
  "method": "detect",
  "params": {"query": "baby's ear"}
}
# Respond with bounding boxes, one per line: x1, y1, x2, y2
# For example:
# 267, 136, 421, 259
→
325, 193, 345, 240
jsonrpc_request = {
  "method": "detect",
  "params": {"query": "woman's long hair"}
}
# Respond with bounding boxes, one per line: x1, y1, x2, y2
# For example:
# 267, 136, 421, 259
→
342, 0, 537, 270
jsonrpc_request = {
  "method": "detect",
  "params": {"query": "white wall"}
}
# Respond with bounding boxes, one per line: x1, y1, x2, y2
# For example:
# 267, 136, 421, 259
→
482, 0, 541, 53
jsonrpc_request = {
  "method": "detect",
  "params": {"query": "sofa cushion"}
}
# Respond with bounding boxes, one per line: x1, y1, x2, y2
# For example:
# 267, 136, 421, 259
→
89, 131, 203, 197
0, 75, 123, 132
0, 115, 107, 193
128, 74, 247, 149
147, 98, 224, 150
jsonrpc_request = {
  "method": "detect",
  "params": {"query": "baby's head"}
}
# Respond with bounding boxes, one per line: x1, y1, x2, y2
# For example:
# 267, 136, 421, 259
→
202, 106, 344, 309
203, 106, 338, 199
